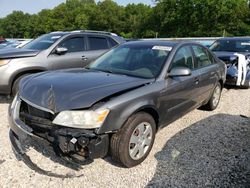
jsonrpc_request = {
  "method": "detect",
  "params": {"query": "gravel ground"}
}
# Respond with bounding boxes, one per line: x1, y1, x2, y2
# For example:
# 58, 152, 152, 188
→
0, 88, 249, 187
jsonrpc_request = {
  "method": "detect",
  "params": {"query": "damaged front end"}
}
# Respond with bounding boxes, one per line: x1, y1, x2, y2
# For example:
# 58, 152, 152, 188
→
9, 95, 109, 162
218, 54, 250, 87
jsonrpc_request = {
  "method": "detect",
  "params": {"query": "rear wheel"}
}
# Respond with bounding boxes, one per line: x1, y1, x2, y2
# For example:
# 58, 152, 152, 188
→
110, 112, 156, 168
204, 82, 222, 111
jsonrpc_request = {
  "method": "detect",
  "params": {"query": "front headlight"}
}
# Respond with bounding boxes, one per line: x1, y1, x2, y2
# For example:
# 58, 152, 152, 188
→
0, 59, 10, 67
52, 109, 110, 129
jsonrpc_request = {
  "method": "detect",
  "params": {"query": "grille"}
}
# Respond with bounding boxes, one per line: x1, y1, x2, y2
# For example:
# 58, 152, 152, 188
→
19, 100, 55, 133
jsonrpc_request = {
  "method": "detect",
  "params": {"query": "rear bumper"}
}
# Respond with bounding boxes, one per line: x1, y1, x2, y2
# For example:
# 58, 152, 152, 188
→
8, 97, 109, 161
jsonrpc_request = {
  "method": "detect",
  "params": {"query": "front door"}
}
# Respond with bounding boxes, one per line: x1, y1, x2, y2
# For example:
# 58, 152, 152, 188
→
48, 36, 86, 70
159, 45, 201, 126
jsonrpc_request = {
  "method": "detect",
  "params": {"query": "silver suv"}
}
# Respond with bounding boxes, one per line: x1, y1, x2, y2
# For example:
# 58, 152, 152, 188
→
0, 30, 125, 95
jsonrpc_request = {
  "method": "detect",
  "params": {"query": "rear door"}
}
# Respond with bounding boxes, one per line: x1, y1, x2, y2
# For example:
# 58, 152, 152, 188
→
160, 45, 201, 125
48, 35, 86, 70
83, 35, 112, 65
191, 45, 218, 103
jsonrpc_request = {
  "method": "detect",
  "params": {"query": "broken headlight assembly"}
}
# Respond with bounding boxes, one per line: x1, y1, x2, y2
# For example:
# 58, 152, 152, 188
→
52, 109, 110, 129
0, 59, 10, 67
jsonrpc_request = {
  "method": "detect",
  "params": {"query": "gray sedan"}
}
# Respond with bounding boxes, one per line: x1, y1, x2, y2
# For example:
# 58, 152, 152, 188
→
9, 40, 226, 167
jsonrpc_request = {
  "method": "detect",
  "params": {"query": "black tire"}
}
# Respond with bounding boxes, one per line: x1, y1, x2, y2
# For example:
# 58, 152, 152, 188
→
12, 74, 29, 96
110, 112, 156, 168
204, 82, 222, 111
240, 80, 250, 89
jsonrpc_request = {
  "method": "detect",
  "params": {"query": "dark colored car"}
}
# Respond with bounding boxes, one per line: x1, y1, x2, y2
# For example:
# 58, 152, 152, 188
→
210, 37, 250, 88
9, 40, 226, 167
0, 30, 125, 95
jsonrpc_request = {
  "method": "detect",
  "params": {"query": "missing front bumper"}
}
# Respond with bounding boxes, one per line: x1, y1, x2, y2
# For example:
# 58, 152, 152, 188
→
9, 117, 109, 161
9, 95, 109, 162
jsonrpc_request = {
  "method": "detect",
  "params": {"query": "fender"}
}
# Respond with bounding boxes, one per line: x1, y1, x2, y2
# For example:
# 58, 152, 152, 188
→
97, 99, 159, 134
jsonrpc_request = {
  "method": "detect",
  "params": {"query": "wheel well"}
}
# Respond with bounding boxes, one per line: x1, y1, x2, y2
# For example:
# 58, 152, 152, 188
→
219, 79, 224, 89
137, 107, 159, 130
11, 70, 44, 93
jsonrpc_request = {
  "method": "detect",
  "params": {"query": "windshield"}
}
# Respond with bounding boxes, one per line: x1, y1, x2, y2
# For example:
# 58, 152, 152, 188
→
87, 44, 170, 79
210, 39, 250, 52
22, 33, 65, 50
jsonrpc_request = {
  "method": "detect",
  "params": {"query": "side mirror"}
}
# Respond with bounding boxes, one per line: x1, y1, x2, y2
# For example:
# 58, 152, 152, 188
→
55, 47, 68, 55
168, 67, 192, 77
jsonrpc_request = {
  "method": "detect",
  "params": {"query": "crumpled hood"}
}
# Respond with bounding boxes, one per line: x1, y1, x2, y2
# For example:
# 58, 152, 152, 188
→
19, 69, 153, 113
0, 48, 39, 59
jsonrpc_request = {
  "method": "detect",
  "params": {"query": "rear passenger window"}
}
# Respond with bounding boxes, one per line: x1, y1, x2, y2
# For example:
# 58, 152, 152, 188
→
88, 37, 109, 50
108, 38, 118, 47
58, 37, 85, 53
192, 45, 212, 68
171, 46, 194, 70
208, 51, 215, 64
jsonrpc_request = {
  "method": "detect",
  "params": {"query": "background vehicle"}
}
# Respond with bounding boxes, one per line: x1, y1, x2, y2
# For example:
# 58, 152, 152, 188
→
0, 40, 14, 49
15, 39, 33, 48
9, 41, 226, 167
194, 39, 215, 48
0, 38, 6, 44
210, 37, 250, 88
0, 39, 32, 50
0, 30, 125, 95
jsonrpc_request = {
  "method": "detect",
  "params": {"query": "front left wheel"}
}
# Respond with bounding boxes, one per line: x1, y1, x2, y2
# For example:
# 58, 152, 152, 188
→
110, 112, 156, 168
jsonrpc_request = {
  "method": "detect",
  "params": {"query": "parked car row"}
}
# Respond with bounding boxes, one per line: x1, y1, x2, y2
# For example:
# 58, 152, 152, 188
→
1, 30, 248, 168
0, 39, 32, 50
0, 30, 125, 95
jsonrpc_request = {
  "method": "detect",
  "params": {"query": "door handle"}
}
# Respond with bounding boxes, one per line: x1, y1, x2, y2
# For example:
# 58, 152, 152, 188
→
194, 77, 199, 85
82, 56, 88, 61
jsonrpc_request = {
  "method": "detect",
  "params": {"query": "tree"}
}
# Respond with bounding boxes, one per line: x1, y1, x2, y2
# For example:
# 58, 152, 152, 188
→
0, 11, 31, 38
124, 3, 154, 38
152, 0, 250, 37
0, 0, 250, 38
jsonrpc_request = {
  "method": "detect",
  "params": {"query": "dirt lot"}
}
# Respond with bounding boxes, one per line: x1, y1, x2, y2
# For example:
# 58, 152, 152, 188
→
0, 88, 249, 188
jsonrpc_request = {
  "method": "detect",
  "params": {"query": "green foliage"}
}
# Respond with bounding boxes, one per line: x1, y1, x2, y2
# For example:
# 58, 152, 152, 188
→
153, 0, 250, 37
0, 0, 249, 38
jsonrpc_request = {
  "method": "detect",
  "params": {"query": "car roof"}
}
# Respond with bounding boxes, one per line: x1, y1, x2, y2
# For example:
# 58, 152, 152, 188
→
217, 37, 250, 41
48, 31, 125, 43
122, 40, 197, 47
49, 30, 118, 36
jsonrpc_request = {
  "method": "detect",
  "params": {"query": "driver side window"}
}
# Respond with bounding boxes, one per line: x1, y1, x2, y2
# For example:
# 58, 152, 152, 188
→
171, 46, 194, 70
58, 37, 85, 53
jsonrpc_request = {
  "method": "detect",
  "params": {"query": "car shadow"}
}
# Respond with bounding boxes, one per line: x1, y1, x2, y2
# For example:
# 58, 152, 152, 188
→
147, 114, 250, 187
224, 84, 247, 90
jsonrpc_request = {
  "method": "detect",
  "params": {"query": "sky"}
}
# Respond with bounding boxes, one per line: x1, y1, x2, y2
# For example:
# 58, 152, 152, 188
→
0, 0, 153, 18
